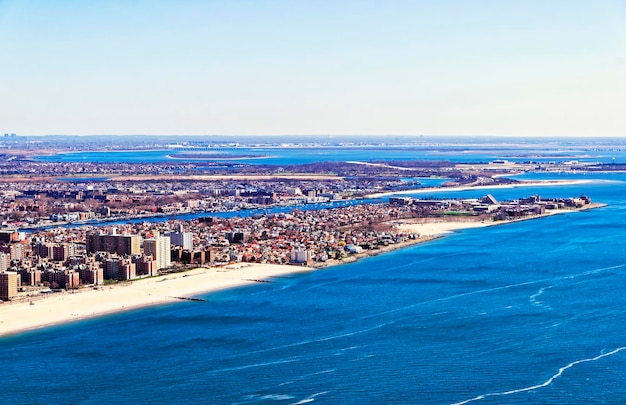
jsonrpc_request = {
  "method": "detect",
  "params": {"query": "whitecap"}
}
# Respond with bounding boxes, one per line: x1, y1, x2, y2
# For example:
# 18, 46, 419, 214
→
451, 347, 626, 405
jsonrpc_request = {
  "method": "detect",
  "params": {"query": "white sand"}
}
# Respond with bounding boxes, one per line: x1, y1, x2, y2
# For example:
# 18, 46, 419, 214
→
394, 203, 604, 237
395, 220, 494, 236
0, 263, 314, 338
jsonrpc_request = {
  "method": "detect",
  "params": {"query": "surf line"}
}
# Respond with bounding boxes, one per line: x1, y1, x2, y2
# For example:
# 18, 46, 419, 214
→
451, 347, 626, 405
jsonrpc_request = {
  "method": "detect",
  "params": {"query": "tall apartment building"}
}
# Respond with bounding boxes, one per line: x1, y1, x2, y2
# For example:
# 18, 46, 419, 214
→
34, 242, 54, 258
134, 255, 157, 277
0, 252, 10, 272
0, 230, 19, 244
143, 236, 171, 270
78, 266, 104, 285
224, 231, 250, 244
0, 271, 20, 301
52, 243, 77, 262
0, 242, 27, 261
86, 232, 102, 253
166, 231, 193, 250
86, 232, 141, 256
290, 247, 312, 265
17, 269, 42, 286
47, 270, 80, 289
103, 257, 136, 280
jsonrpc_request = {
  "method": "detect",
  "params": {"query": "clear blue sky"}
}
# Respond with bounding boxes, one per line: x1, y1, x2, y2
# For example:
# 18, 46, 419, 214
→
1, 0, 625, 137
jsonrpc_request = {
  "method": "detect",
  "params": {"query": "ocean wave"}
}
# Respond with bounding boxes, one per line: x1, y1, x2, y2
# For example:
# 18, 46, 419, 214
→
289, 391, 329, 405
529, 285, 553, 309
358, 263, 626, 321
451, 347, 626, 405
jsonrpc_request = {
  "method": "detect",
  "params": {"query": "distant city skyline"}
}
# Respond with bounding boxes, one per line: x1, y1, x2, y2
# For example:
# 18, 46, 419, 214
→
1, 1, 625, 137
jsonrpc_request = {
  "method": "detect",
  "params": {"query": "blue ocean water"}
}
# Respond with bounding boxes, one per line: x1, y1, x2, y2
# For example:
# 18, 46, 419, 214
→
3, 175, 626, 403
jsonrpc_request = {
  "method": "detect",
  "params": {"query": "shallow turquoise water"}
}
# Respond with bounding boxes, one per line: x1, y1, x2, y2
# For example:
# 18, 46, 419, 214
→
2, 174, 626, 404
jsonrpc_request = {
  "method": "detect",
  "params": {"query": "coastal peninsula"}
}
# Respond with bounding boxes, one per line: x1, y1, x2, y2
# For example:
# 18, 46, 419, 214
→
0, 190, 602, 337
0, 135, 612, 338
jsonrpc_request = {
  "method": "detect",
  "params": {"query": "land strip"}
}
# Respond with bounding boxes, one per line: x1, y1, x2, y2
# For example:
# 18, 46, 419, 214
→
0, 201, 605, 338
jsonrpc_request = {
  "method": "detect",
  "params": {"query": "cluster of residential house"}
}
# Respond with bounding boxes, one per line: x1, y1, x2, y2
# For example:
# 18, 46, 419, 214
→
0, 173, 426, 229
0, 194, 592, 301
0, 201, 428, 300
389, 194, 591, 218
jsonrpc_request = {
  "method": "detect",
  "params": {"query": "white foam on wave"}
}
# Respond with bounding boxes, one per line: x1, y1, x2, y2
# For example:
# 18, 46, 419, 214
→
339, 345, 364, 351
529, 286, 552, 309
451, 346, 626, 405
278, 368, 337, 387
209, 356, 302, 375
349, 353, 376, 362
289, 391, 329, 405
234, 393, 297, 404
260, 394, 296, 401
227, 319, 392, 360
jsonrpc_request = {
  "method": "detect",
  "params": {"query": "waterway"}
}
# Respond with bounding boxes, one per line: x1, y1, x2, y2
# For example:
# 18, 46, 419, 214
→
36, 145, 626, 165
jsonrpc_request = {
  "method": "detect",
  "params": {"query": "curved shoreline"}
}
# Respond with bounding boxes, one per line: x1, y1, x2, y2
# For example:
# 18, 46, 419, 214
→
0, 264, 315, 338
0, 202, 605, 339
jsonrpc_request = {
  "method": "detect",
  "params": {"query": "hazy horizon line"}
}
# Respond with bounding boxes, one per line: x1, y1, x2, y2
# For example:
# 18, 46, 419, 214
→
9, 134, 626, 139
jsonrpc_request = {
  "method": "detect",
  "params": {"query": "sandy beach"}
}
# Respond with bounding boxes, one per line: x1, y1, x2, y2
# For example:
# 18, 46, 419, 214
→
393, 202, 605, 237
394, 219, 494, 236
0, 224, 480, 338
0, 263, 314, 338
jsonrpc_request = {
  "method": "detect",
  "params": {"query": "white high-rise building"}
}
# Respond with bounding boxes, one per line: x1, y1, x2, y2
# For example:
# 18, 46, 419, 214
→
0, 252, 10, 272
144, 236, 171, 270
166, 231, 193, 250
290, 247, 311, 264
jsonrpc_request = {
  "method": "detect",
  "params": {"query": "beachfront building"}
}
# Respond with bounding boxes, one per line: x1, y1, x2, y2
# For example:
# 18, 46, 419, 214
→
18, 269, 42, 286
103, 257, 136, 280
78, 266, 104, 285
46, 270, 80, 290
290, 247, 312, 265
0, 271, 20, 301
134, 255, 158, 277
143, 236, 171, 270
